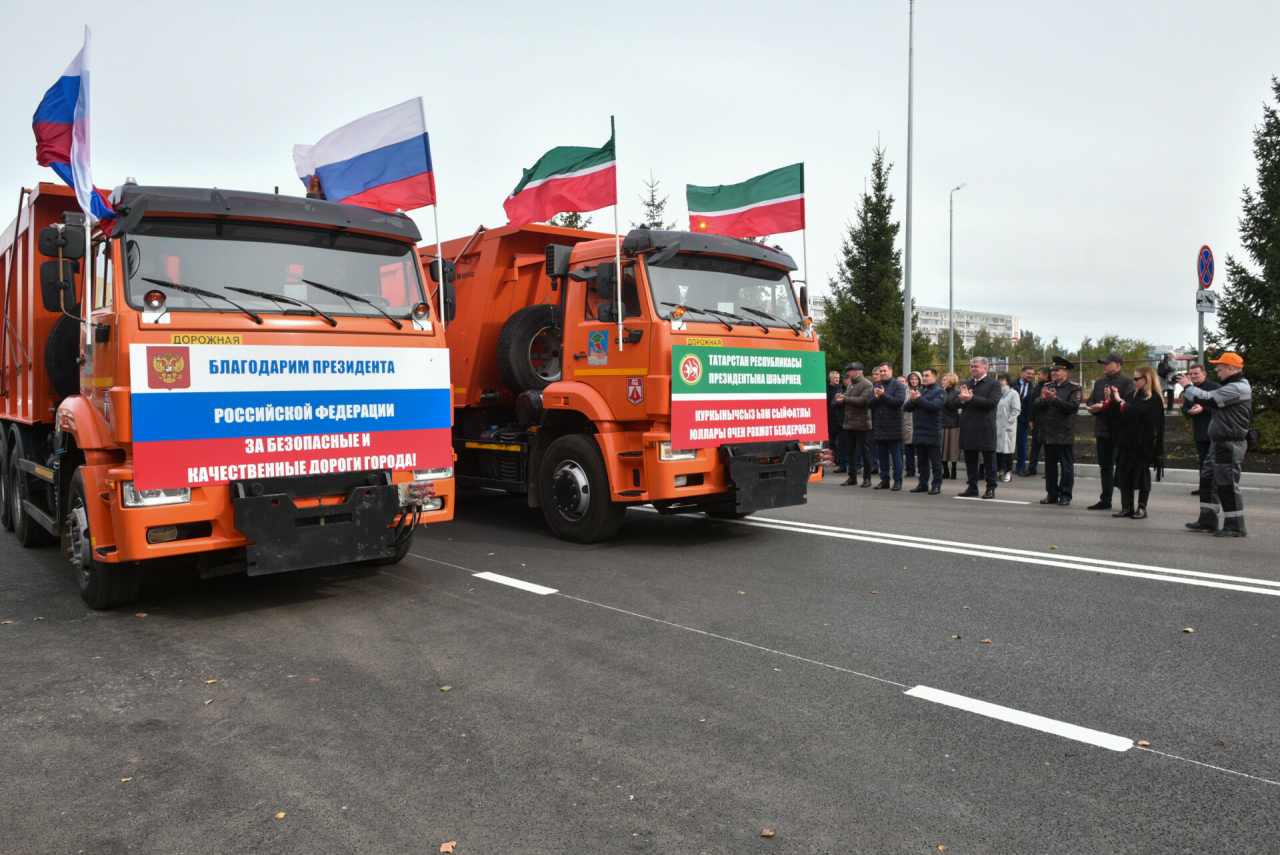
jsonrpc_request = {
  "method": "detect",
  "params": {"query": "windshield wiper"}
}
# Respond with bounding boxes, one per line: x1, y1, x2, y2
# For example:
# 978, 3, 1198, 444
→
740, 306, 799, 335
704, 308, 769, 333
226, 286, 338, 327
661, 302, 732, 331
301, 278, 403, 329
141, 277, 263, 324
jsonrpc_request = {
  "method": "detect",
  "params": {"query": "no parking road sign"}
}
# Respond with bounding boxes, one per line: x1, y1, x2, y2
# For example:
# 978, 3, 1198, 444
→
1198, 246, 1214, 289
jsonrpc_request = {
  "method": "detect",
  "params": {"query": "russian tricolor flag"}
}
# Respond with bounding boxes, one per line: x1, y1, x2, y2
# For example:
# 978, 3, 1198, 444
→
32, 27, 113, 224
293, 98, 436, 212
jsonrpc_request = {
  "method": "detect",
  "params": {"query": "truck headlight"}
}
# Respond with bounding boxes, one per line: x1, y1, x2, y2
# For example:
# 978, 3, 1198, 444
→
121, 482, 191, 507
801, 441, 824, 452
412, 467, 453, 480
658, 442, 697, 461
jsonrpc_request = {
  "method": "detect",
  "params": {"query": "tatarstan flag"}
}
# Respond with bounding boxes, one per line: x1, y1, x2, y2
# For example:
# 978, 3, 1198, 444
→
687, 163, 804, 239
504, 122, 616, 228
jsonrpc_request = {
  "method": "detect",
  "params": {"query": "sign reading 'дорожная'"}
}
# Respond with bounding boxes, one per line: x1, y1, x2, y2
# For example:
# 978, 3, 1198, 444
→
670, 345, 828, 449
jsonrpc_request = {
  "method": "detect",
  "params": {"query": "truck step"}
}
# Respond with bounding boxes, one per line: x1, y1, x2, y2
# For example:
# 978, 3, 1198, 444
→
22, 500, 59, 535
616, 451, 643, 458
18, 459, 57, 484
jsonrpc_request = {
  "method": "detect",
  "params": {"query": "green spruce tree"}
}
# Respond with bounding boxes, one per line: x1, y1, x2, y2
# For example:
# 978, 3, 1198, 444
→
818, 147, 904, 371
1213, 76, 1280, 406
548, 211, 593, 229
631, 171, 677, 230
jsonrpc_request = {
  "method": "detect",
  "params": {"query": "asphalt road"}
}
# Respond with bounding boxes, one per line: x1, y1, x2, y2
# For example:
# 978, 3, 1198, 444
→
3, 469, 1278, 854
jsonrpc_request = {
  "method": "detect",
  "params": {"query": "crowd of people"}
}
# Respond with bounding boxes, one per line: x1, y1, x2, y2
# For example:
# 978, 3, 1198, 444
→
823, 351, 1254, 536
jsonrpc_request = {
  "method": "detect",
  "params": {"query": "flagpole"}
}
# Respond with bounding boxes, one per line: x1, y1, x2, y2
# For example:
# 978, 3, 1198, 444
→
801, 228, 809, 313
612, 116, 622, 353
419, 99, 447, 332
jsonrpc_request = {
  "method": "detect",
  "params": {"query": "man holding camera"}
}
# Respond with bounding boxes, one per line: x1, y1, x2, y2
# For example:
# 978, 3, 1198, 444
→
1084, 353, 1136, 510
1181, 353, 1253, 537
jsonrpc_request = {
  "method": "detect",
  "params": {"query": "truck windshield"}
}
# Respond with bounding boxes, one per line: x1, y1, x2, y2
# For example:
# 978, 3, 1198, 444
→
122, 220, 425, 321
646, 254, 801, 328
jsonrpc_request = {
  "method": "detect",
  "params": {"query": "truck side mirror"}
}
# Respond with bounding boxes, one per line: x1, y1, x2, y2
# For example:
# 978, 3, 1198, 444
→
40, 259, 80, 313
800, 284, 809, 316
597, 302, 617, 324
596, 261, 623, 316
428, 258, 456, 322
111, 195, 149, 235
440, 278, 456, 322
39, 225, 85, 260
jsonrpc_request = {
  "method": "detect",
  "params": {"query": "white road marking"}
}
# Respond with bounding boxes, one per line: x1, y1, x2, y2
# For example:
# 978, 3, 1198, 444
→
954, 496, 1031, 505
471, 571, 558, 595
402, 550, 1277, 788
905, 686, 1133, 752
713, 516, 1280, 596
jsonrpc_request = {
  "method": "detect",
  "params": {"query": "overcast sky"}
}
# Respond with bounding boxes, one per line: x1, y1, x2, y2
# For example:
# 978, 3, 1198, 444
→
2, 0, 1277, 349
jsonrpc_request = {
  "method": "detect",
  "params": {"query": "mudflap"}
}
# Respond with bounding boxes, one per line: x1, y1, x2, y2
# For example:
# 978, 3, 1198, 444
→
720, 442, 810, 514
233, 481, 402, 576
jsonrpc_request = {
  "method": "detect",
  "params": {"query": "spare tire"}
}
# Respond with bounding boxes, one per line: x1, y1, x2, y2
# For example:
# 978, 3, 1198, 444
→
497, 304, 563, 393
45, 314, 81, 399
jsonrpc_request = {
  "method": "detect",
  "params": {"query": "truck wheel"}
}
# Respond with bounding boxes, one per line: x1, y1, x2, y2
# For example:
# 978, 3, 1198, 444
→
9, 440, 53, 547
45, 314, 82, 399
497, 305, 563, 393
66, 471, 140, 609
0, 437, 12, 532
538, 433, 626, 543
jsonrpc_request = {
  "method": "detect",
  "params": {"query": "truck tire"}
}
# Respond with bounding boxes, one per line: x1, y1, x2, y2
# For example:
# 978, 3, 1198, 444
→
538, 433, 626, 543
66, 471, 140, 609
497, 305, 563, 393
45, 314, 81, 400
8, 433, 53, 547
0, 436, 13, 532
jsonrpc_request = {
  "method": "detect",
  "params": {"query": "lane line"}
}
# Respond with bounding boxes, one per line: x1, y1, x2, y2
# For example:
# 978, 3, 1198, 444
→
904, 685, 1133, 752
720, 519, 1280, 597
737, 515, 1280, 588
1135, 746, 1280, 787
954, 496, 1031, 505
557, 593, 908, 688
472, 571, 558, 595
401, 551, 1278, 789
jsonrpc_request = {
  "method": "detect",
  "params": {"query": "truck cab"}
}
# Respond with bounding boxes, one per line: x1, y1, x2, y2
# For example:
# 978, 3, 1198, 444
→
431, 225, 825, 543
1, 183, 454, 608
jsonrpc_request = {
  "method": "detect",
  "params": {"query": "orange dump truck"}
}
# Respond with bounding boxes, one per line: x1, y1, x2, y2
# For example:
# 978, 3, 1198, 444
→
1, 182, 454, 608
423, 224, 826, 543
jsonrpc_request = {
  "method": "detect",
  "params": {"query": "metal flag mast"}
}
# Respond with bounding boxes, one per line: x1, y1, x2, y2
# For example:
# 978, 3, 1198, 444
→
422, 98, 447, 331
612, 115, 623, 353
902, 0, 916, 379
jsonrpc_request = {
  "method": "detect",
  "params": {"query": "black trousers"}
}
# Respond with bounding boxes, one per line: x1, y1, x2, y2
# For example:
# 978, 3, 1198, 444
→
964, 449, 998, 491
916, 444, 943, 490
844, 428, 872, 479
1045, 444, 1075, 499
1027, 435, 1043, 473
1096, 436, 1118, 503
1116, 464, 1151, 510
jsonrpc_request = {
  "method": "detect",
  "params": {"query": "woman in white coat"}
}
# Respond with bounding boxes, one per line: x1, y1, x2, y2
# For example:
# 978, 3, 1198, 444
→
995, 373, 1022, 481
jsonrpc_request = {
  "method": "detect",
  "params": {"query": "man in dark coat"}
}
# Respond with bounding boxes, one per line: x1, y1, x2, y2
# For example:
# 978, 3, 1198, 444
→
826, 370, 847, 472
1180, 363, 1220, 485
1084, 353, 1137, 510
904, 367, 945, 494
944, 356, 1003, 499
867, 363, 907, 490
1014, 366, 1036, 474
836, 363, 875, 487
1022, 366, 1051, 476
1034, 356, 1082, 506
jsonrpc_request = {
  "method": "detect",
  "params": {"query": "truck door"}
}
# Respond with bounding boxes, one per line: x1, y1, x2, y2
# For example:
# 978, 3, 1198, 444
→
565, 261, 649, 415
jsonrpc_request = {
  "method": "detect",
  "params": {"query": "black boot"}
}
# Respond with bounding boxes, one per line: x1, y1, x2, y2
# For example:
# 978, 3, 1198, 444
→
950, 462, 957, 479
1132, 506, 1148, 520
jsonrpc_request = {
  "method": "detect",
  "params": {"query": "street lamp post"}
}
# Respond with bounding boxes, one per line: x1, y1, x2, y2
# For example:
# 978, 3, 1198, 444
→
948, 182, 967, 377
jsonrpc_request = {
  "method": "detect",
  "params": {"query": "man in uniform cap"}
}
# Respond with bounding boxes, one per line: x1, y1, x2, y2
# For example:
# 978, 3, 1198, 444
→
1034, 356, 1082, 506
1179, 353, 1252, 537
1084, 353, 1136, 510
